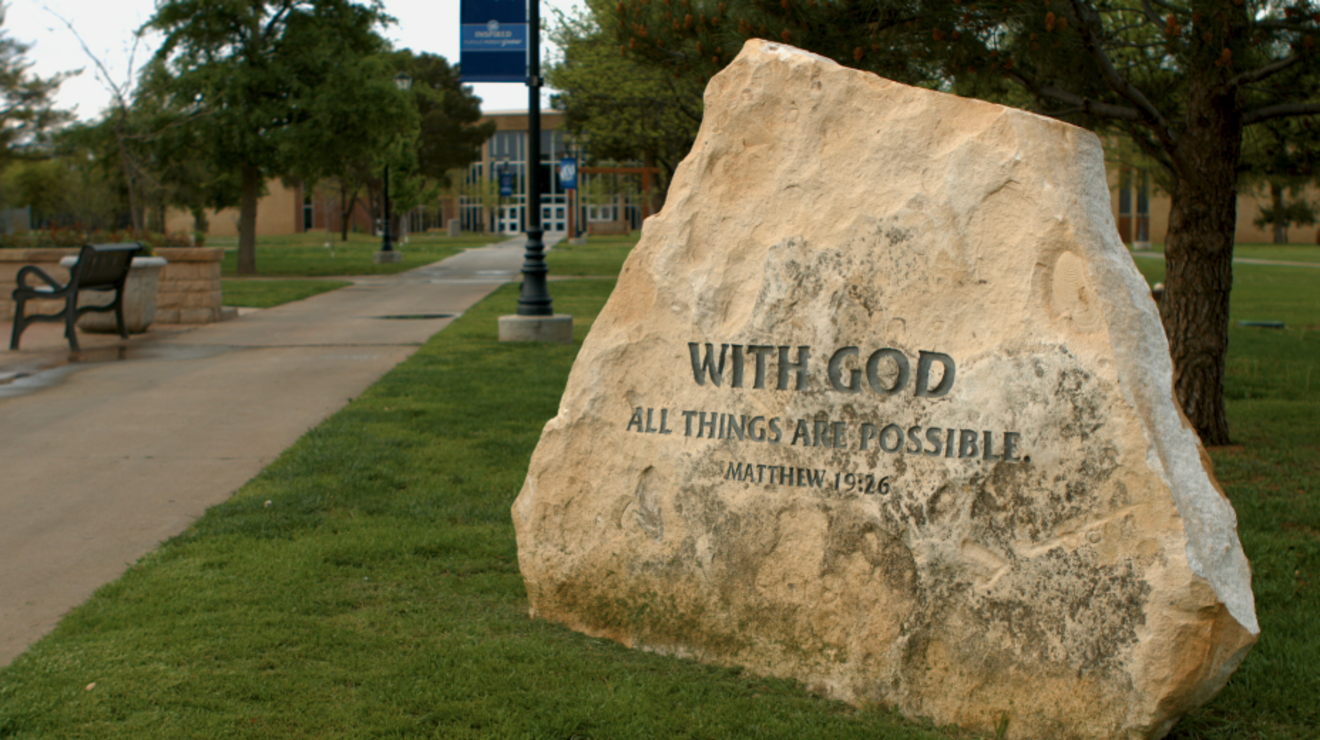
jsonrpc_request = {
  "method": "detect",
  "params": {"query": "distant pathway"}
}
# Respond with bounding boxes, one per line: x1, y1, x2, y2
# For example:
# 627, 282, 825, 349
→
1130, 252, 1320, 269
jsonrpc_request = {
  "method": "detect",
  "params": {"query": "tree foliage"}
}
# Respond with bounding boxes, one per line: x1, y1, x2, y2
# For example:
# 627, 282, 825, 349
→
147, 0, 412, 274
614, 0, 1320, 445
405, 51, 494, 183
0, 5, 71, 173
1241, 116, 1320, 242
548, 3, 704, 203
307, 50, 492, 241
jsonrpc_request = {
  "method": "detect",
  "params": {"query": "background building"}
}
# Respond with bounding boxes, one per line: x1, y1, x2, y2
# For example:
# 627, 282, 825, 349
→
169, 119, 1319, 246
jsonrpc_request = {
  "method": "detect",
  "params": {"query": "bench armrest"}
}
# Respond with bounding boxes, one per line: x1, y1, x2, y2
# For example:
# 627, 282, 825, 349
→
14, 264, 68, 294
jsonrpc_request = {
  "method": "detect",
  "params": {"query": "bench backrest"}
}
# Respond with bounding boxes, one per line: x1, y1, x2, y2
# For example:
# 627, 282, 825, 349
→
73, 243, 143, 289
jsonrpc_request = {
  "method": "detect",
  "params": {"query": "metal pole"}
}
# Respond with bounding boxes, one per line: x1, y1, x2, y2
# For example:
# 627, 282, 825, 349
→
516, 0, 553, 316
381, 164, 394, 252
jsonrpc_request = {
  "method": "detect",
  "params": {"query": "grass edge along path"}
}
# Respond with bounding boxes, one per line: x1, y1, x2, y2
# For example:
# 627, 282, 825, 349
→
222, 279, 353, 309
0, 255, 1315, 739
218, 233, 509, 278
0, 280, 957, 740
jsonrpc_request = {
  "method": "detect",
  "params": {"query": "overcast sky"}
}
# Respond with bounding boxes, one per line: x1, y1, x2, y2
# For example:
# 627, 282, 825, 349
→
5, 0, 581, 122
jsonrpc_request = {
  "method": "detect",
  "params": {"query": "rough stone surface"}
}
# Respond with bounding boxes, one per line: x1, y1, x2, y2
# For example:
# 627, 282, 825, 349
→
513, 41, 1257, 740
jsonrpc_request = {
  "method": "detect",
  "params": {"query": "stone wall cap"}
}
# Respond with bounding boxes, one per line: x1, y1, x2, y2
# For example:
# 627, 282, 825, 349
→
0, 248, 81, 262
60, 255, 168, 269
154, 247, 224, 261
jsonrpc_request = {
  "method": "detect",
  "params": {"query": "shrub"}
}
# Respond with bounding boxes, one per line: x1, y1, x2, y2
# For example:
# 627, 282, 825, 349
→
0, 227, 203, 251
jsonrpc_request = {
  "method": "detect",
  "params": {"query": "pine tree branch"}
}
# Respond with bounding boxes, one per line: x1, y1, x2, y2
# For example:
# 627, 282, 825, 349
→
1062, 0, 1181, 160
661, 75, 702, 125
1006, 68, 1144, 121
1122, 125, 1176, 174
1138, 0, 1164, 28
1145, 0, 1189, 14
1255, 19, 1319, 32
45, 7, 130, 111
262, 1, 295, 45
1243, 101, 1320, 125
1226, 55, 1305, 90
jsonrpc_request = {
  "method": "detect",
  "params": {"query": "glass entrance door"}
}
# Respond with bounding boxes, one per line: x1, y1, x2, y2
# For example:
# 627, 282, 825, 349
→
542, 194, 567, 233
498, 205, 523, 234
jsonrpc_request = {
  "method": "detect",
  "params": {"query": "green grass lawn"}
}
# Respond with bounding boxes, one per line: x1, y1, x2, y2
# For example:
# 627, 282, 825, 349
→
222, 279, 353, 308
216, 232, 511, 277
1232, 244, 1320, 264
1133, 242, 1320, 263
0, 246, 1314, 738
547, 234, 642, 276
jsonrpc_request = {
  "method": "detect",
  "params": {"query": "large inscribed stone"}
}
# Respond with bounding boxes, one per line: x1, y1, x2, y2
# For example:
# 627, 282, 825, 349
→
513, 40, 1257, 740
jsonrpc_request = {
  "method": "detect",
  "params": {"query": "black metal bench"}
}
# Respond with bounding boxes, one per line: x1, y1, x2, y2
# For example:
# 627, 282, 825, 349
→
10, 243, 143, 351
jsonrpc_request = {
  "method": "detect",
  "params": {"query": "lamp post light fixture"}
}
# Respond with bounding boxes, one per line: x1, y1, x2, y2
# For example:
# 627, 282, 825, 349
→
374, 72, 414, 264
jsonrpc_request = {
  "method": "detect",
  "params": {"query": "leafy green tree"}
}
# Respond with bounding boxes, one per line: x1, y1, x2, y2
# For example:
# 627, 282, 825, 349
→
617, 0, 1320, 445
44, 124, 133, 229
1242, 117, 1320, 243
0, 6, 70, 173
1252, 194, 1315, 241
312, 50, 492, 242
5, 159, 69, 225
148, 0, 412, 274
0, 2, 72, 226
356, 134, 431, 241
459, 173, 501, 232
130, 61, 242, 235
2, 138, 139, 232
404, 51, 494, 182
45, 9, 164, 232
548, 3, 703, 206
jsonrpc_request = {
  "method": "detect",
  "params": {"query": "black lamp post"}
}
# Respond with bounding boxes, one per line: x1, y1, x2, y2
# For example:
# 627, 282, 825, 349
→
495, 0, 571, 342
379, 72, 414, 256
516, 0, 553, 316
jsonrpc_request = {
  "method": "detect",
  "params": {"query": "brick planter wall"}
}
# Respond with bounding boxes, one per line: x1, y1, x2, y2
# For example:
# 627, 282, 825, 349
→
156, 247, 225, 324
0, 249, 81, 321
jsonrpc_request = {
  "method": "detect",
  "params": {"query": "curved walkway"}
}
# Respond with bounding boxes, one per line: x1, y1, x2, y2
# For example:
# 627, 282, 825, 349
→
0, 235, 555, 667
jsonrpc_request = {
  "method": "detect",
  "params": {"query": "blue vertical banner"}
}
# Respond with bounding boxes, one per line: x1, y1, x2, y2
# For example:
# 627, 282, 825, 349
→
558, 158, 577, 190
460, 0, 528, 83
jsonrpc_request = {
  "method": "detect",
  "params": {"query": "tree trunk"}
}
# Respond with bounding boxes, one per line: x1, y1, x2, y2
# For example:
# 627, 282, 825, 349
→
116, 131, 144, 233
1161, 80, 1241, 446
340, 186, 351, 241
238, 162, 260, 276
643, 151, 666, 215
368, 186, 382, 236
152, 202, 167, 233
191, 206, 209, 235
1271, 182, 1287, 243
338, 182, 358, 241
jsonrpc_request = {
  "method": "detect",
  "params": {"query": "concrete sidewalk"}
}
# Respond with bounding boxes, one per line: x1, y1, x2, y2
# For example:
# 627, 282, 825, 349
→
0, 235, 550, 667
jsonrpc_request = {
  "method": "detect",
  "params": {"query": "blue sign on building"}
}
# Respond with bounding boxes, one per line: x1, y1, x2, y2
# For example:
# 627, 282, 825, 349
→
559, 158, 577, 190
499, 172, 514, 197
460, 0, 527, 83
